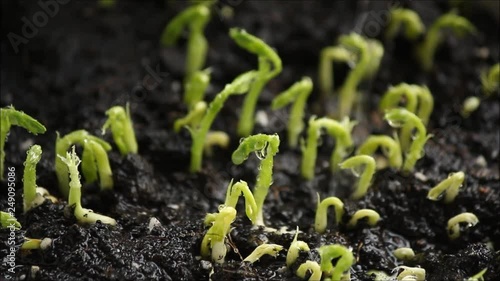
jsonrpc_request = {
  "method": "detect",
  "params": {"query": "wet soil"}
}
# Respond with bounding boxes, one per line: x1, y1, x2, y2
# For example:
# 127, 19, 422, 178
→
1, 1, 499, 280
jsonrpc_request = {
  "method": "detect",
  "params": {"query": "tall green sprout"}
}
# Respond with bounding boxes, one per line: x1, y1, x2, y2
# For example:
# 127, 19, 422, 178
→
23, 145, 42, 213
230, 28, 283, 136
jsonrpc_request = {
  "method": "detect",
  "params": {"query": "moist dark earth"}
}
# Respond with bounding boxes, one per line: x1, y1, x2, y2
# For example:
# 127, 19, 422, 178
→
1, 1, 499, 280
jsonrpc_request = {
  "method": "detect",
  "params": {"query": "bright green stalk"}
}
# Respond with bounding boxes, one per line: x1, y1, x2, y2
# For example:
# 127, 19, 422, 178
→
23, 145, 42, 213
427, 171, 465, 203
318, 244, 355, 281
379, 83, 419, 115
1, 211, 21, 229
447, 212, 479, 240
481, 63, 499, 96
55, 130, 112, 197
185, 68, 211, 108
415, 86, 434, 125
161, 4, 210, 77
417, 11, 476, 71
286, 227, 310, 267
271, 77, 313, 148
59, 147, 116, 226
230, 28, 283, 136
315, 194, 345, 234
189, 71, 257, 172
337, 33, 384, 117
318, 46, 355, 96
200, 206, 237, 263
296, 261, 322, 281
232, 133, 280, 226
385, 8, 425, 40
339, 155, 376, 200
356, 135, 402, 169
384, 108, 431, 172
301, 117, 356, 180
102, 104, 138, 155
347, 209, 381, 229
243, 243, 284, 263
224, 180, 258, 224
1, 106, 46, 180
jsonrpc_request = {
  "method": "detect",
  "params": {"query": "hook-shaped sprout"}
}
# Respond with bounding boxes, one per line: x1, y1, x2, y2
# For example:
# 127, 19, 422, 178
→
271, 77, 313, 148
296, 261, 322, 281
318, 46, 356, 97
224, 180, 258, 224
232, 134, 280, 225
356, 134, 402, 169
447, 212, 479, 240
347, 209, 381, 229
318, 244, 355, 281
315, 194, 345, 234
201, 206, 237, 263
286, 227, 310, 267
385, 8, 425, 41
243, 243, 284, 263
427, 171, 465, 203
339, 155, 376, 199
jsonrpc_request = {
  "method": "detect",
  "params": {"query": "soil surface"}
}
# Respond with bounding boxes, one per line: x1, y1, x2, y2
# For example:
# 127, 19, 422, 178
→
1, 1, 499, 281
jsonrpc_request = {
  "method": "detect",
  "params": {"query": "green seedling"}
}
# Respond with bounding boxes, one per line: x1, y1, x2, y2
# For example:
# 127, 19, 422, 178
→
339, 155, 376, 200
384, 108, 432, 172
174, 101, 207, 133
467, 268, 487, 281
243, 243, 284, 263
318, 46, 355, 97
201, 205, 236, 263
232, 133, 280, 225
417, 11, 476, 71
318, 244, 355, 281
385, 8, 425, 41
1, 211, 21, 229
286, 227, 310, 267
204, 131, 230, 156
356, 135, 402, 169
184, 68, 211, 108
461, 96, 480, 118
223, 180, 258, 224
301, 116, 356, 180
161, 4, 210, 77
102, 104, 138, 155
271, 77, 313, 148
186, 71, 257, 172
296, 261, 322, 281
315, 194, 345, 234
229, 28, 283, 136
337, 33, 384, 117
481, 63, 499, 96
447, 212, 479, 240
1, 106, 46, 180
21, 237, 52, 251
347, 209, 380, 229
393, 247, 415, 261
394, 266, 426, 281
55, 130, 113, 197
23, 145, 42, 213
427, 171, 465, 203
59, 147, 116, 226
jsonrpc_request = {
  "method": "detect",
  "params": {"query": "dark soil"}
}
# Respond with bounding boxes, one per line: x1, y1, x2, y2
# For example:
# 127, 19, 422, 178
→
1, 1, 499, 280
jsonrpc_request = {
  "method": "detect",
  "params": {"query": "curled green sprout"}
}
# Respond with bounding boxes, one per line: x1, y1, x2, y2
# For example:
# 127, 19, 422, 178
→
393, 247, 415, 261
339, 155, 376, 200
296, 261, 322, 281
185, 68, 211, 108
1, 106, 46, 180
467, 268, 487, 281
394, 266, 426, 281
243, 243, 284, 263
188, 70, 257, 172
447, 212, 479, 240
271, 77, 313, 148
287, 227, 310, 267
385, 8, 425, 41
161, 4, 210, 77
232, 133, 280, 225
315, 194, 345, 234
336, 33, 384, 117
204, 131, 230, 156
417, 11, 476, 71
102, 104, 138, 155
223, 180, 258, 224
55, 130, 112, 196
427, 171, 465, 203
201, 205, 236, 263
59, 147, 116, 226
481, 63, 499, 96
1, 211, 21, 230
356, 135, 402, 169
318, 244, 355, 281
23, 145, 42, 213
301, 116, 356, 180
347, 209, 381, 229
318, 46, 356, 97
461, 96, 480, 118
384, 108, 432, 172
230, 28, 283, 136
